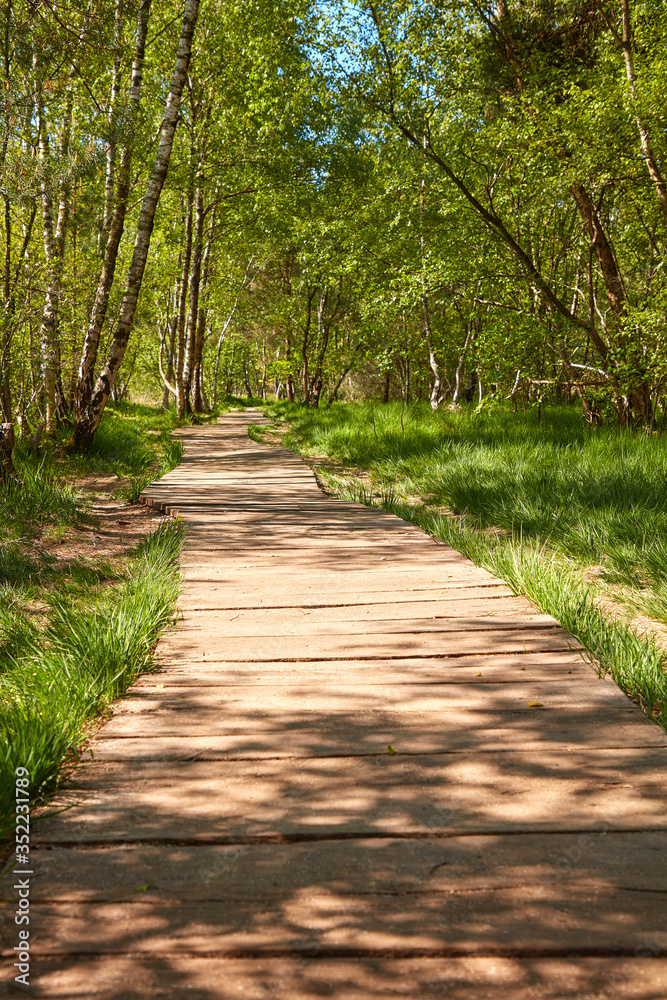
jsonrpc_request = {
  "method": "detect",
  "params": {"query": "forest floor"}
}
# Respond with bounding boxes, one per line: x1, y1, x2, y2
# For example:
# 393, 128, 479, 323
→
252, 400, 667, 736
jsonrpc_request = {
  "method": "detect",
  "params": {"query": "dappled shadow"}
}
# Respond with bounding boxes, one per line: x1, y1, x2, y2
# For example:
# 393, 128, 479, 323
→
9, 414, 667, 999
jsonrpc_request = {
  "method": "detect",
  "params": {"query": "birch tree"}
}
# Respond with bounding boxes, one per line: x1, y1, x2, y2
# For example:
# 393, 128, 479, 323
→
68, 0, 200, 450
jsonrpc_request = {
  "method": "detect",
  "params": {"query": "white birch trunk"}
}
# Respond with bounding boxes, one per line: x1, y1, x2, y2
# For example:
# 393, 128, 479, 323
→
181, 180, 204, 415
71, 0, 151, 436
71, 0, 200, 450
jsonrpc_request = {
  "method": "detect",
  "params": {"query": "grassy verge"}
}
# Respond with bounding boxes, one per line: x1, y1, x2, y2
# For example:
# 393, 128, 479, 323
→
0, 402, 189, 836
257, 400, 667, 732
0, 523, 183, 832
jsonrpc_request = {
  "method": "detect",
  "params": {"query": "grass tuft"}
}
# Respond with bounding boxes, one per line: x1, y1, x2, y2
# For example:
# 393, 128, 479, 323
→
0, 460, 82, 542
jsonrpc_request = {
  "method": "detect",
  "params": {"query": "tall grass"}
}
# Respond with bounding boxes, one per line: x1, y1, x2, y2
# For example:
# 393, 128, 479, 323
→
0, 460, 82, 540
0, 523, 183, 833
269, 401, 667, 730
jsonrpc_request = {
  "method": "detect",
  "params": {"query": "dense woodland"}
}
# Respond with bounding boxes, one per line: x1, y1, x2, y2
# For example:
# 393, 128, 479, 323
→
2, 0, 667, 479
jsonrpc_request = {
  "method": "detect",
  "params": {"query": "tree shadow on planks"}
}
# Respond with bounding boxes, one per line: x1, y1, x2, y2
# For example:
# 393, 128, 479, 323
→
18, 695, 667, 999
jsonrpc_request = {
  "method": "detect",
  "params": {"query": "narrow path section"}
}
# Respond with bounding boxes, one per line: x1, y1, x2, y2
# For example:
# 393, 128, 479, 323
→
21, 413, 667, 998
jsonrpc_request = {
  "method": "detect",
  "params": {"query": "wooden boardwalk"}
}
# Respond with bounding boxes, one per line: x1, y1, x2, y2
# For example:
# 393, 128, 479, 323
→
23, 412, 667, 998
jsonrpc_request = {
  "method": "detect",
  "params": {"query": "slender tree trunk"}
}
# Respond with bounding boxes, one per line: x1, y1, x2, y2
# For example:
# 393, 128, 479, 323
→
419, 145, 442, 411
161, 315, 177, 409
175, 191, 193, 418
452, 325, 474, 403
570, 182, 650, 422
0, 0, 13, 476
382, 369, 390, 403
192, 304, 207, 412
36, 95, 61, 438
37, 10, 91, 437
69, 0, 200, 451
101, 0, 125, 255
309, 287, 330, 407
423, 295, 442, 410
1, 195, 14, 478
35, 42, 70, 437
181, 179, 204, 415
212, 329, 224, 407
192, 189, 215, 413
197, 337, 210, 411
300, 287, 317, 403
226, 341, 235, 395
619, 0, 667, 227
570, 184, 625, 321
73, 0, 150, 431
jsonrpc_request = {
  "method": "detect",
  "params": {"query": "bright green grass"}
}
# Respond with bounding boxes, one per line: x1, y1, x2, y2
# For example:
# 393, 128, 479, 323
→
0, 522, 184, 834
266, 400, 667, 730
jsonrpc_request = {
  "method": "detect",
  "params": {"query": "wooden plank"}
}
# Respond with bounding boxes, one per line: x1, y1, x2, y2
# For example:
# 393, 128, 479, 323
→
20, 957, 667, 1000
33, 750, 667, 843
25, 888, 667, 955
31, 832, 667, 900
137, 650, 604, 685
94, 703, 663, 752
89, 711, 667, 759
177, 584, 515, 610
118, 680, 628, 713
156, 629, 575, 661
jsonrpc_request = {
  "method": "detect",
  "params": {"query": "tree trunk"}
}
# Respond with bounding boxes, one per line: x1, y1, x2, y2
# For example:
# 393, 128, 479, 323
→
192, 194, 215, 413
161, 316, 177, 409
68, 0, 200, 451
300, 287, 317, 404
192, 305, 207, 412
309, 286, 332, 407
419, 147, 442, 412
619, 0, 667, 227
36, 76, 62, 438
0, 195, 14, 478
181, 179, 204, 415
73, 0, 151, 432
452, 326, 474, 403
0, 0, 13, 476
226, 341, 235, 395
423, 294, 442, 410
175, 190, 194, 418
382, 369, 390, 403
569, 183, 625, 321
101, 0, 125, 256
197, 338, 210, 411
570, 181, 649, 422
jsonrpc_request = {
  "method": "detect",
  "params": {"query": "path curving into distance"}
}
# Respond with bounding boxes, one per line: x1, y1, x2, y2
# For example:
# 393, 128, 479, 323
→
21, 411, 667, 998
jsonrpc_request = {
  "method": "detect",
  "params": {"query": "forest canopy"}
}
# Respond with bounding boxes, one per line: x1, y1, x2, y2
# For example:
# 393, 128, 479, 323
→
2, 0, 667, 477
